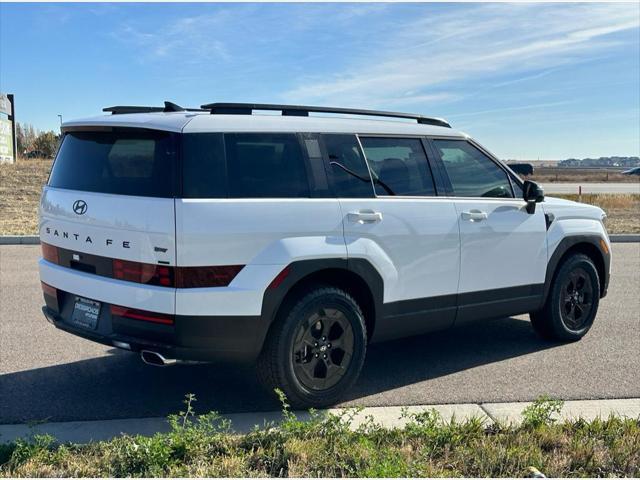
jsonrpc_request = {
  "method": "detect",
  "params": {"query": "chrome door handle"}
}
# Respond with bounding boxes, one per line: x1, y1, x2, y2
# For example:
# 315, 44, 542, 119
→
461, 210, 488, 222
348, 210, 383, 224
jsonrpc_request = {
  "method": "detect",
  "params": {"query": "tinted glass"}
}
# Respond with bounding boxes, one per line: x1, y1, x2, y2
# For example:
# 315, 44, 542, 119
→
224, 133, 310, 198
301, 134, 332, 197
360, 137, 436, 196
323, 134, 374, 198
182, 133, 227, 198
434, 140, 513, 198
49, 130, 177, 197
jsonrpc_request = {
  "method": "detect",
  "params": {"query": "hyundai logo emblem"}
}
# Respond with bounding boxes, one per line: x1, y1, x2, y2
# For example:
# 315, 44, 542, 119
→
72, 200, 88, 215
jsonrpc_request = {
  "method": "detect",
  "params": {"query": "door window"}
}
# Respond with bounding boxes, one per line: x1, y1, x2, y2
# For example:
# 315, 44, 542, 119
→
322, 134, 374, 198
360, 137, 436, 196
433, 140, 513, 198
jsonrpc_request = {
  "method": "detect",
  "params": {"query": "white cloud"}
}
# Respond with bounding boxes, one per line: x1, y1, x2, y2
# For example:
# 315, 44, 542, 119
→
282, 3, 639, 109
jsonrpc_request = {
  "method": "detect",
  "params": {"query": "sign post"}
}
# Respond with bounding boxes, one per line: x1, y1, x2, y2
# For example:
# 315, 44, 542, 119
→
0, 93, 16, 164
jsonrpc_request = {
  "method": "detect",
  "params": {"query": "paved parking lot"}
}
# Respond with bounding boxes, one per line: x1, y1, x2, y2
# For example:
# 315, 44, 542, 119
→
1, 244, 639, 424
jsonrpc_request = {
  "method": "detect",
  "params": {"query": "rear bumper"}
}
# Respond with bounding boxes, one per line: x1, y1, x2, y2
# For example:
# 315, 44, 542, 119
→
42, 295, 266, 364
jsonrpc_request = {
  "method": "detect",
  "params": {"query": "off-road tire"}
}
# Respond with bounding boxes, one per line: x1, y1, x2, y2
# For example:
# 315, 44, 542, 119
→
531, 253, 600, 341
257, 285, 367, 408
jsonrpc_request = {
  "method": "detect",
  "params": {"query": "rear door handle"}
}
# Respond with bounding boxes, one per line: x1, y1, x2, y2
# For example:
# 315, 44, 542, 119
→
348, 210, 383, 224
461, 209, 488, 222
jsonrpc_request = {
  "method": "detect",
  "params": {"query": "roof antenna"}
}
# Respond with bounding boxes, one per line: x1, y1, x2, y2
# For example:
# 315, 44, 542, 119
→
163, 101, 185, 112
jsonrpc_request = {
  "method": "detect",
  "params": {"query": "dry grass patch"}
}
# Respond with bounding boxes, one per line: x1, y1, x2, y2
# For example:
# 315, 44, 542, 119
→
529, 167, 640, 183
554, 193, 640, 233
0, 158, 51, 235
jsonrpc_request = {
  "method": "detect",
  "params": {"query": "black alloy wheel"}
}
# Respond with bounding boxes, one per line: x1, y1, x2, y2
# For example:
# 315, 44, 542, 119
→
559, 267, 595, 331
291, 307, 355, 391
257, 286, 367, 408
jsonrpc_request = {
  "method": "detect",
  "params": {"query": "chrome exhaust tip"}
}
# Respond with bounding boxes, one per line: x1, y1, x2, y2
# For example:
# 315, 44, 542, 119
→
140, 350, 177, 367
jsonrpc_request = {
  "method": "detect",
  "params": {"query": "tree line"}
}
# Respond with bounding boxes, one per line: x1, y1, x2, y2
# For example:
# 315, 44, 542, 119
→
16, 122, 60, 159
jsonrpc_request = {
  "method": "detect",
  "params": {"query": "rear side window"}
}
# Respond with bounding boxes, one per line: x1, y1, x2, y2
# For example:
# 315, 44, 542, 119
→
182, 133, 227, 198
224, 133, 310, 198
323, 134, 374, 198
49, 130, 177, 198
360, 137, 436, 196
434, 139, 514, 198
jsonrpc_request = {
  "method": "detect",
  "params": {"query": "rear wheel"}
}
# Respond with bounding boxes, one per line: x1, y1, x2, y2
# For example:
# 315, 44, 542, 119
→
531, 253, 600, 341
257, 286, 367, 408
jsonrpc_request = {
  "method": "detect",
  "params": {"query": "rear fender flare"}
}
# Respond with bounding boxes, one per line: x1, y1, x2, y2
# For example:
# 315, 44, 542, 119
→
256, 258, 384, 350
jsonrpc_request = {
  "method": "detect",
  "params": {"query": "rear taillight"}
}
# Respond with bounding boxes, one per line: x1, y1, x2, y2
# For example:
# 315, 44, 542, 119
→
41, 281, 60, 312
110, 305, 174, 325
41, 242, 59, 264
112, 260, 243, 288
175, 265, 244, 288
41, 281, 57, 297
41, 242, 242, 289
113, 259, 173, 287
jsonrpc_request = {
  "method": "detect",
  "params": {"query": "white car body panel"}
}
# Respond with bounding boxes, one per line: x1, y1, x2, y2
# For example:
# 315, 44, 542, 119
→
40, 187, 176, 265
339, 198, 460, 303
39, 259, 175, 314
452, 198, 548, 293
542, 196, 610, 273
175, 199, 345, 266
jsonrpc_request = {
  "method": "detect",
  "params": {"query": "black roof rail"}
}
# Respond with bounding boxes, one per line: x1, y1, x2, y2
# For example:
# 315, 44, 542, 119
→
200, 102, 451, 128
103, 101, 205, 115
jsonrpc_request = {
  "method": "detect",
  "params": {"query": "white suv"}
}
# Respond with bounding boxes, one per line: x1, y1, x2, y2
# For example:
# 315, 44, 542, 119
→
39, 102, 611, 407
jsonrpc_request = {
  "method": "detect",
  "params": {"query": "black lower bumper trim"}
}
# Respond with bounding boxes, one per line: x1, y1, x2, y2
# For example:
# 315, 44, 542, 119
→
42, 306, 265, 363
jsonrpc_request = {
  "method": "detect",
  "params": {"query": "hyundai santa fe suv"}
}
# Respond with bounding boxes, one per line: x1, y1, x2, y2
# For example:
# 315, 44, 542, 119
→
39, 101, 611, 407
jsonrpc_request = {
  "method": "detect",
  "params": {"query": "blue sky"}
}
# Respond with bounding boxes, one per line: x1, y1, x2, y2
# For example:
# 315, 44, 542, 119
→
1, 2, 638, 160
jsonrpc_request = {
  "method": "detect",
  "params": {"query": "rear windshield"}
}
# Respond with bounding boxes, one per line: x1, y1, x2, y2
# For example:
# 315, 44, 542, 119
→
48, 130, 178, 197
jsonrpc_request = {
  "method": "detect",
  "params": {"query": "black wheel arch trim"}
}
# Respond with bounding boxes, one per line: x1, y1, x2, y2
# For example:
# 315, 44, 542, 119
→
542, 234, 610, 308
258, 258, 383, 350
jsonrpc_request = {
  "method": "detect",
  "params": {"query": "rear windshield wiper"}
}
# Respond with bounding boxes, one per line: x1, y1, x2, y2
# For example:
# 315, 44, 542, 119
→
329, 160, 395, 196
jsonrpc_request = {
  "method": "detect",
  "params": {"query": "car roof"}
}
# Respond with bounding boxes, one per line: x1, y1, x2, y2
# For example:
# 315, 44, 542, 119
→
62, 111, 467, 137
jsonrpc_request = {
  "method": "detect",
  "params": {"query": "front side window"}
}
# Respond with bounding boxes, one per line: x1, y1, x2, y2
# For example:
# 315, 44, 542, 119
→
433, 140, 513, 198
224, 133, 310, 198
360, 137, 436, 196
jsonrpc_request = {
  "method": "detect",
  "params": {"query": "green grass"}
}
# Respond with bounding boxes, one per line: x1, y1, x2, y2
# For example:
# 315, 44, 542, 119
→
1, 395, 638, 477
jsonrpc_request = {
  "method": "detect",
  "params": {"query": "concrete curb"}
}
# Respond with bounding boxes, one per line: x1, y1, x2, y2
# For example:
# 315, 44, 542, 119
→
1, 235, 638, 246
609, 234, 640, 243
0, 235, 40, 245
0, 398, 638, 444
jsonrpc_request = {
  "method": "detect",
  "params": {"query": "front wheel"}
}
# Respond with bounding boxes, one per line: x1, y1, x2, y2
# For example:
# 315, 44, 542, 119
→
531, 253, 600, 341
257, 286, 367, 408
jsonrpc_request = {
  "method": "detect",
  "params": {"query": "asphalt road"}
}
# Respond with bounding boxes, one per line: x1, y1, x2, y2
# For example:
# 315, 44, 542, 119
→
542, 182, 640, 194
1, 244, 639, 424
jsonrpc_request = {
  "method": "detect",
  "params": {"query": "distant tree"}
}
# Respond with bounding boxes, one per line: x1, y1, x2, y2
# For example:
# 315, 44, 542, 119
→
16, 122, 25, 153
33, 131, 60, 158
16, 122, 38, 155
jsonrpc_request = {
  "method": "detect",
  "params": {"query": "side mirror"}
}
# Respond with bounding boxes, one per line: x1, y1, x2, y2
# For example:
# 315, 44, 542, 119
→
522, 180, 544, 214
